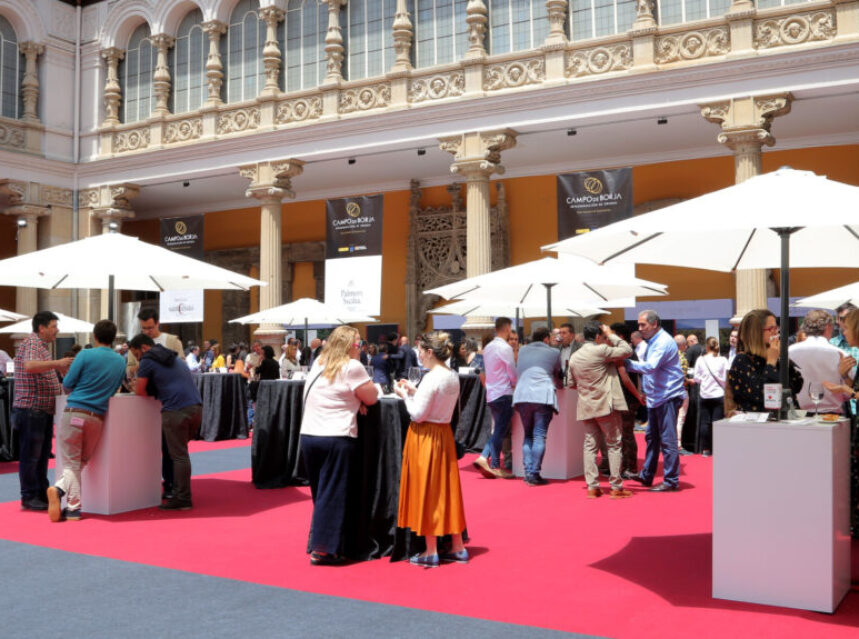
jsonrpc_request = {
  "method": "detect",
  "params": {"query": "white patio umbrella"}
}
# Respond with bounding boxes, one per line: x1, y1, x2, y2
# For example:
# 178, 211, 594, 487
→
0, 312, 94, 335
230, 297, 377, 343
543, 167, 859, 387
0, 233, 266, 321
0, 308, 26, 322
429, 298, 609, 319
424, 256, 667, 327
794, 281, 859, 310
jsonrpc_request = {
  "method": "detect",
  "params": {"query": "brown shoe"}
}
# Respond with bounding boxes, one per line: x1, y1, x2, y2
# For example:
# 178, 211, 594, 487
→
47, 486, 63, 523
587, 488, 602, 499
472, 457, 496, 479
610, 489, 633, 499
493, 467, 515, 479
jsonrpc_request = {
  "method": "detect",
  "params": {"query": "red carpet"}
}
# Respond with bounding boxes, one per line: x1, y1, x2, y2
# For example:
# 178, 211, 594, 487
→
1, 437, 858, 638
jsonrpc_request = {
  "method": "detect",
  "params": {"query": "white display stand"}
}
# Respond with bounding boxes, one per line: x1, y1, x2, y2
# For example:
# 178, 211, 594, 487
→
510, 388, 585, 480
54, 395, 162, 515
712, 417, 851, 613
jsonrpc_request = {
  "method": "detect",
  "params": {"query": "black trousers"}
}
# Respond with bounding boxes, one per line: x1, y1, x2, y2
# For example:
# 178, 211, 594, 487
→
698, 397, 724, 453
300, 434, 357, 555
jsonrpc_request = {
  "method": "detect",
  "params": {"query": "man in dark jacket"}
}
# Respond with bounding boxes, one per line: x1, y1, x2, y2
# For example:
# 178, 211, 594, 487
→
129, 334, 203, 510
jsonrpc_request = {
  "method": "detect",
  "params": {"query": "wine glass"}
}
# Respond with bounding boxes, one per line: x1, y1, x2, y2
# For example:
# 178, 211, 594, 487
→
408, 367, 422, 386
808, 382, 824, 416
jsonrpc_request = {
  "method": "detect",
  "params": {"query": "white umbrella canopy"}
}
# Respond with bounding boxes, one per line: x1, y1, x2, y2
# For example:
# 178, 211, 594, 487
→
0, 308, 26, 322
543, 168, 859, 271
794, 281, 859, 310
429, 298, 609, 319
543, 167, 859, 389
0, 312, 94, 335
0, 233, 265, 292
229, 298, 377, 326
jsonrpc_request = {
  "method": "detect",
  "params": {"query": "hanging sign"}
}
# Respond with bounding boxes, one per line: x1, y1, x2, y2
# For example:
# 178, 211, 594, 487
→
557, 168, 633, 240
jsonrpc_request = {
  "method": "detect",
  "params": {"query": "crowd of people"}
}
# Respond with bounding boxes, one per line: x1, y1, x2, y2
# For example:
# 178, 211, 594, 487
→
7, 301, 859, 563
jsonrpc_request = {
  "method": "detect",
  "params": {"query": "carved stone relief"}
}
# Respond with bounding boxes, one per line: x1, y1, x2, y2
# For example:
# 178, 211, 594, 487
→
655, 28, 730, 64
338, 83, 391, 114
754, 11, 836, 49
164, 117, 203, 144
408, 71, 465, 103
217, 107, 261, 134
0, 121, 26, 149
113, 127, 150, 153
566, 44, 633, 77
483, 58, 545, 91
275, 97, 323, 124
405, 180, 509, 338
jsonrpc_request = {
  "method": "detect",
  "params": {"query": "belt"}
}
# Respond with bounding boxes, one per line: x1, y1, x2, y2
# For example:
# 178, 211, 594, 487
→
64, 407, 103, 418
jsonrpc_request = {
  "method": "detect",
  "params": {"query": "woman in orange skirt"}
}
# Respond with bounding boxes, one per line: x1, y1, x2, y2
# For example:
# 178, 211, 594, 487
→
395, 331, 467, 567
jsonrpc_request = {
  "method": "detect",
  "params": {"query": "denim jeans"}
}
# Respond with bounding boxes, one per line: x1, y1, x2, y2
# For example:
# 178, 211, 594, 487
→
641, 396, 683, 488
516, 402, 553, 477
13, 408, 54, 501
481, 395, 513, 469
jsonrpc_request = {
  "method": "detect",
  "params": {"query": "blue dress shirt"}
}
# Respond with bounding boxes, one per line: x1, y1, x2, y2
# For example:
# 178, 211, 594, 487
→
625, 328, 685, 408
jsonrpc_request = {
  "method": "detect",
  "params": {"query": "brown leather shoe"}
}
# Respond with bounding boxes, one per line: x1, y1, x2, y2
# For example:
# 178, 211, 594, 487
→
609, 489, 633, 499
472, 457, 496, 479
586, 488, 602, 499
493, 467, 515, 479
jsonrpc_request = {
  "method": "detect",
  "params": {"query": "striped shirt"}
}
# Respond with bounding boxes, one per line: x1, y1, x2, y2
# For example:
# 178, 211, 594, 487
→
13, 333, 62, 413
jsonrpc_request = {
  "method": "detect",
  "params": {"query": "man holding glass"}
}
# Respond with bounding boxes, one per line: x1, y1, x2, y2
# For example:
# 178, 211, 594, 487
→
789, 309, 843, 415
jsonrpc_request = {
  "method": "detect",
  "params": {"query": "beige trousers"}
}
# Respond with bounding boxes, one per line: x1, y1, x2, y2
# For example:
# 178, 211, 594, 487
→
583, 412, 622, 490
55, 409, 105, 512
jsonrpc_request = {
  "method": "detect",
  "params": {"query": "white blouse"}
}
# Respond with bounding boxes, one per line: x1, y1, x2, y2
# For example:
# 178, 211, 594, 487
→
404, 366, 460, 424
693, 354, 728, 400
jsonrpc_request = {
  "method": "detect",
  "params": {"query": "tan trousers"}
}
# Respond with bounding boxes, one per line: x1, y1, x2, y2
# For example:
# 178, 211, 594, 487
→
55, 409, 105, 512
583, 412, 622, 490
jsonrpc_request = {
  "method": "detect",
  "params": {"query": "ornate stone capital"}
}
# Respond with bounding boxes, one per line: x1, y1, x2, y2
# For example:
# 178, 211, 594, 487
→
19, 41, 45, 59
150, 34, 175, 50
701, 93, 792, 143
80, 183, 141, 229
632, 0, 657, 30
0, 179, 28, 205
3, 204, 49, 221
202, 20, 227, 36
240, 159, 306, 200
440, 129, 518, 178
544, 0, 568, 46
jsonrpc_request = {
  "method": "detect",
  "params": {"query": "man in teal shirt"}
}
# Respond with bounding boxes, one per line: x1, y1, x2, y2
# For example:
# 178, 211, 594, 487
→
46, 320, 126, 522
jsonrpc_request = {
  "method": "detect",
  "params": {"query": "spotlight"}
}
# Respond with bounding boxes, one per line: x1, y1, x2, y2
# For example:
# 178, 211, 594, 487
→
347, 158, 356, 165
566, 128, 577, 136
657, 117, 668, 125
417, 148, 426, 156
108, 221, 119, 232
16, 217, 27, 228
182, 180, 190, 187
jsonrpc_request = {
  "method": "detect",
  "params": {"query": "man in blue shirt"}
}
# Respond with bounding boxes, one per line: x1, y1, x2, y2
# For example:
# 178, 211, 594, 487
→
625, 310, 686, 492
46, 320, 127, 522
130, 333, 202, 511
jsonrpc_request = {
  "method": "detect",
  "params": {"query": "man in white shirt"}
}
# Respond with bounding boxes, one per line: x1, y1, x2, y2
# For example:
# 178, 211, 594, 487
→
789, 309, 844, 414
631, 331, 647, 360
558, 322, 579, 387
473, 317, 517, 479
726, 329, 738, 368
185, 345, 202, 372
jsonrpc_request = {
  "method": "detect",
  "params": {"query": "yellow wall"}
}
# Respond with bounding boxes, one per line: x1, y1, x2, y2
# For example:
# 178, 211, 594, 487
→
122, 143, 859, 341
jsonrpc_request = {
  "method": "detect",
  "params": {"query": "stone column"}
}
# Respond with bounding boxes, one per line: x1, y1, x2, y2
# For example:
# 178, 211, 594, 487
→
725, 0, 756, 56
439, 130, 517, 333
391, 0, 413, 72
19, 42, 45, 122
259, 6, 285, 96
101, 48, 124, 126
543, 1, 567, 80
151, 34, 175, 117
463, 0, 488, 94
2, 206, 48, 318
322, 0, 346, 116
239, 160, 305, 349
701, 93, 792, 321
202, 21, 227, 105
630, 0, 658, 70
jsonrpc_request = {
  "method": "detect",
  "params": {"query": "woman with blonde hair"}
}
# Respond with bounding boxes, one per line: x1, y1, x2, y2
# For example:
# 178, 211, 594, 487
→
727, 309, 802, 413
299, 325, 378, 565
280, 340, 300, 378
693, 337, 728, 456
395, 331, 468, 567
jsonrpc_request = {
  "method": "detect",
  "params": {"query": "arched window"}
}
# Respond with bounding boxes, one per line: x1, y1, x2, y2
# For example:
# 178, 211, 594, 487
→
172, 8, 207, 112
120, 23, 157, 123
654, 0, 731, 25
0, 15, 23, 119
487, 0, 548, 55
226, 0, 265, 103
345, 0, 397, 81
284, 0, 328, 92
414, 0, 468, 68
569, 0, 636, 40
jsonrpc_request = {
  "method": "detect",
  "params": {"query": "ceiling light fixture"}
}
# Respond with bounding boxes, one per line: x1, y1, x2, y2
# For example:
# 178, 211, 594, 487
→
417, 148, 426, 156
348, 158, 356, 165
657, 117, 668, 125
567, 128, 577, 136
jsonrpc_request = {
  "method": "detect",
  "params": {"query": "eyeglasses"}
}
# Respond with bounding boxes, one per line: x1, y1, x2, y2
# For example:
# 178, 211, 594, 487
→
838, 314, 849, 322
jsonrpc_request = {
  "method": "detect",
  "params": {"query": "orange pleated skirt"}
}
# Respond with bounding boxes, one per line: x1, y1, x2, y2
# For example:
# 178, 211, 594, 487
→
397, 421, 467, 537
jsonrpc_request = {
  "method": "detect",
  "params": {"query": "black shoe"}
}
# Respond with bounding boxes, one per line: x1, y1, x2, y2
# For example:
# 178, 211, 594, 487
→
649, 483, 679, 492
21, 498, 48, 511
621, 471, 639, 480
310, 551, 345, 566
61, 508, 82, 521
159, 500, 192, 511
629, 474, 652, 487
524, 474, 549, 486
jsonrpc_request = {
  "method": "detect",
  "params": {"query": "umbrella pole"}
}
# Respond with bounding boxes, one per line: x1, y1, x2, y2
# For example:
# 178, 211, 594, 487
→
775, 228, 799, 391
305, 318, 309, 348
544, 283, 556, 329
108, 274, 115, 322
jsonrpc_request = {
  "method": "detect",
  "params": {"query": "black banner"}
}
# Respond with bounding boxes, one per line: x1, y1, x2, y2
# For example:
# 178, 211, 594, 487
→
160, 216, 204, 258
325, 195, 383, 259
557, 168, 633, 240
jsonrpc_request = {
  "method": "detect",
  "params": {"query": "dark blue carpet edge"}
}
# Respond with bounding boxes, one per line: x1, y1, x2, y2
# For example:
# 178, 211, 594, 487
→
0, 539, 598, 639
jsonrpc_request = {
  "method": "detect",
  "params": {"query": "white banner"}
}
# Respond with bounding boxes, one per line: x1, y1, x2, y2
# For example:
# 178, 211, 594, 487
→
324, 255, 382, 316
159, 290, 204, 323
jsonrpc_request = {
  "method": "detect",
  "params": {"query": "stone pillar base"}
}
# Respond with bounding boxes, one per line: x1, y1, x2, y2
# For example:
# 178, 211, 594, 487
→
460, 317, 494, 340
253, 326, 287, 351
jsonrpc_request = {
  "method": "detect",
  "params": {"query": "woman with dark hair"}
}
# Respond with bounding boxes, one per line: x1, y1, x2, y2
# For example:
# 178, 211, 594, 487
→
395, 332, 467, 567
693, 336, 728, 456
368, 343, 390, 391
727, 309, 802, 413
449, 341, 468, 372
299, 325, 379, 565
257, 345, 280, 381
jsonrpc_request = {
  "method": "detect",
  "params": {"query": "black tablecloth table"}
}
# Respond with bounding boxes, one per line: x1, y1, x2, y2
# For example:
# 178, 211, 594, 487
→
251, 380, 305, 489
0, 377, 17, 462
193, 373, 249, 441
453, 373, 491, 453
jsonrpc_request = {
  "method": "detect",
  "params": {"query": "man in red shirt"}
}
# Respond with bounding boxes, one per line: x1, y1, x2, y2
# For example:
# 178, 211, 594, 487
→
13, 311, 73, 511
